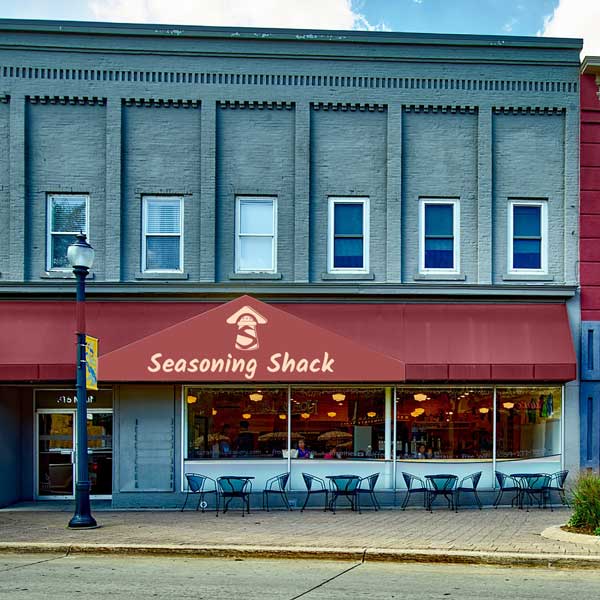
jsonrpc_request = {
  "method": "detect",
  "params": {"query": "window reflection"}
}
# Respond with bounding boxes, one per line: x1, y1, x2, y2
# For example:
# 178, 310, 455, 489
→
496, 387, 561, 459
290, 388, 386, 459
186, 387, 288, 459
396, 388, 494, 459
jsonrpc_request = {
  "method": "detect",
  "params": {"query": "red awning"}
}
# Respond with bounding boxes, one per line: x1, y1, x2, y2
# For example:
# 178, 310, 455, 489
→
0, 297, 576, 382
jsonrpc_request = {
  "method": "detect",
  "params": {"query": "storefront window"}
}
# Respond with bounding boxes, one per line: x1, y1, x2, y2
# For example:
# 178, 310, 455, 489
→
185, 387, 288, 459
396, 388, 494, 459
290, 388, 386, 459
496, 387, 561, 460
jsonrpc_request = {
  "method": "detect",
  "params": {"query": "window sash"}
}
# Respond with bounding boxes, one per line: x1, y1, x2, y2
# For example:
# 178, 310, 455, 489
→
420, 200, 459, 273
46, 194, 89, 271
508, 201, 546, 273
235, 197, 276, 273
142, 196, 183, 272
328, 198, 369, 273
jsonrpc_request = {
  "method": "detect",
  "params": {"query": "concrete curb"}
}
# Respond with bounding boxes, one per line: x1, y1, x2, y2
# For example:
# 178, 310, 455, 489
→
542, 525, 600, 546
1, 542, 599, 569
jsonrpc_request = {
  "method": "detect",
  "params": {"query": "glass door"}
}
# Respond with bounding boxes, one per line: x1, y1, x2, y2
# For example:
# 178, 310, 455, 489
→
37, 410, 113, 498
38, 412, 74, 498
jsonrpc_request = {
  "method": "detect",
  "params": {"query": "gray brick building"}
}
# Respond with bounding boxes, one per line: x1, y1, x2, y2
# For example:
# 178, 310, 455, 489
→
0, 20, 581, 509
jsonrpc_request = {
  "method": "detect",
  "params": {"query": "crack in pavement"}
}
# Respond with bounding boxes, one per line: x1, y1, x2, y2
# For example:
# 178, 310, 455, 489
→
0, 547, 71, 573
287, 548, 367, 600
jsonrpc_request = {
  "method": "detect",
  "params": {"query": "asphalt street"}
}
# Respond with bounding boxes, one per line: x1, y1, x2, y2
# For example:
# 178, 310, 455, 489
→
0, 554, 599, 599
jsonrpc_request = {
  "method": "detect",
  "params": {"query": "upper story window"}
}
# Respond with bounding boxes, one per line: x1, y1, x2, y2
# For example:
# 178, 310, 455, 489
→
47, 194, 89, 271
419, 199, 460, 273
142, 196, 183, 272
235, 196, 277, 273
508, 200, 547, 273
328, 197, 369, 273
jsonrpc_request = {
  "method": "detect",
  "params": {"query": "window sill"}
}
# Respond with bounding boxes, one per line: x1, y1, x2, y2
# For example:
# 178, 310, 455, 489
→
135, 272, 189, 280
228, 272, 283, 280
413, 272, 466, 281
321, 272, 375, 281
502, 273, 554, 282
41, 271, 96, 280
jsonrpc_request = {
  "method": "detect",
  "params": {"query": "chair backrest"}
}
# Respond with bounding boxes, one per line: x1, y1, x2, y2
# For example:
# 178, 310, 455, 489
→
302, 472, 317, 490
185, 473, 205, 493
495, 471, 507, 489
402, 472, 421, 490
274, 472, 290, 490
465, 471, 482, 490
364, 472, 379, 491
553, 470, 569, 488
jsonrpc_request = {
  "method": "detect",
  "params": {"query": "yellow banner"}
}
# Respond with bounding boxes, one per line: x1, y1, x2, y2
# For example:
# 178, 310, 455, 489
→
86, 335, 99, 391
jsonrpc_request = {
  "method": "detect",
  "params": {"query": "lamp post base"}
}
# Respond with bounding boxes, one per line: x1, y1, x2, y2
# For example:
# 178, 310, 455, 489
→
68, 482, 98, 529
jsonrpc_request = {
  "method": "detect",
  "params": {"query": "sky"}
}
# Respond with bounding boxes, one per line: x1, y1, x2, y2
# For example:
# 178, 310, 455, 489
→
0, 0, 599, 57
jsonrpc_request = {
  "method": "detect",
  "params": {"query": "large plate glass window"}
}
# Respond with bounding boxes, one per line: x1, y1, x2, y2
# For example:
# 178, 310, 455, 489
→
419, 198, 460, 273
235, 196, 277, 273
508, 199, 547, 273
142, 196, 183, 272
46, 194, 89, 270
328, 197, 369, 272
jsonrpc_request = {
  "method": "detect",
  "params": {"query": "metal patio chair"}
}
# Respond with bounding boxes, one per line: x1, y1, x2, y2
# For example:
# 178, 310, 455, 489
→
545, 470, 569, 508
356, 472, 381, 511
300, 473, 329, 512
493, 471, 520, 508
455, 471, 483, 510
401, 472, 428, 510
262, 472, 291, 511
181, 473, 217, 513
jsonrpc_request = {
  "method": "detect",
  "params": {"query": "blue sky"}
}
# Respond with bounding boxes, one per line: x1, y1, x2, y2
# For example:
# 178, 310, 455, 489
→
0, 0, 597, 54
0, 0, 560, 36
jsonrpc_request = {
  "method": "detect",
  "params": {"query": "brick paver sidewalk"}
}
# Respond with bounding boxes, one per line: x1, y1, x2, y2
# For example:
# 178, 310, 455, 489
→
0, 507, 597, 557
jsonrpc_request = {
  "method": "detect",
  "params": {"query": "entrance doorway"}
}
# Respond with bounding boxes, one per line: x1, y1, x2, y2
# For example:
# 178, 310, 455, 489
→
36, 409, 113, 499
35, 389, 113, 499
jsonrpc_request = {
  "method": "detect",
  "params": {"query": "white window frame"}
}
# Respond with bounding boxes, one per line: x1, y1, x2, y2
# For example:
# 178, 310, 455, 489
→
507, 199, 548, 274
46, 193, 90, 272
419, 198, 460, 274
328, 196, 370, 274
235, 196, 277, 274
142, 196, 184, 273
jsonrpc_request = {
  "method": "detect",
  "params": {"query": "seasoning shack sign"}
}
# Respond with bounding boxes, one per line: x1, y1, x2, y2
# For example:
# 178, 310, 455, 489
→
99, 295, 405, 382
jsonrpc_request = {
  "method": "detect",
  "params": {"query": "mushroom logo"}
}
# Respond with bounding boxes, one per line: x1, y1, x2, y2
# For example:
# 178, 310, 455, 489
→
226, 306, 268, 351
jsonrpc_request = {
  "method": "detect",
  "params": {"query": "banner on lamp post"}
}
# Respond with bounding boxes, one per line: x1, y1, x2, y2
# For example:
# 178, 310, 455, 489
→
85, 335, 99, 391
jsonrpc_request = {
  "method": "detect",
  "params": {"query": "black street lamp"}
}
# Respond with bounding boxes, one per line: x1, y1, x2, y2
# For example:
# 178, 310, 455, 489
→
67, 232, 97, 529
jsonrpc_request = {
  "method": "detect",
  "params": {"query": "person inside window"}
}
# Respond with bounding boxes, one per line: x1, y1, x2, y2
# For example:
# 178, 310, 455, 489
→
219, 424, 232, 457
236, 420, 254, 456
296, 438, 310, 458
324, 446, 338, 459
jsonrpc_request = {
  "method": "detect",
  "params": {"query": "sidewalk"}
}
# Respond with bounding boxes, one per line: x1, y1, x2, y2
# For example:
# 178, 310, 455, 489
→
1, 505, 599, 568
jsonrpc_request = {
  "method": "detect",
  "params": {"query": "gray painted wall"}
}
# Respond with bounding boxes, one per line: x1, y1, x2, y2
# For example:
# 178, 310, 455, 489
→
0, 24, 580, 290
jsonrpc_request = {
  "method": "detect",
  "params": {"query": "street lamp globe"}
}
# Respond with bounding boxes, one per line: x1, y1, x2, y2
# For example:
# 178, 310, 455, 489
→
67, 232, 95, 270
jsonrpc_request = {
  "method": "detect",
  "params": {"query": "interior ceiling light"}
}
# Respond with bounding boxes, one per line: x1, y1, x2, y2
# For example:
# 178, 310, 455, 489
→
479, 407, 490, 414
211, 408, 217, 416
242, 413, 251, 420
413, 393, 427, 402
301, 412, 310, 419
332, 393, 346, 402
186, 395, 197, 404
327, 411, 337, 418
502, 402, 515, 410
414, 408, 425, 415
278, 413, 287, 420
367, 411, 376, 418
249, 392, 263, 402
410, 410, 420, 417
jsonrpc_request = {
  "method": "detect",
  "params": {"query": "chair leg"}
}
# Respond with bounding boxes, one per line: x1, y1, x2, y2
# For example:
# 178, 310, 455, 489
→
401, 491, 410, 510
196, 494, 202, 511
301, 492, 310, 512
282, 492, 291, 511
493, 490, 503, 508
181, 491, 189, 512
474, 490, 482, 510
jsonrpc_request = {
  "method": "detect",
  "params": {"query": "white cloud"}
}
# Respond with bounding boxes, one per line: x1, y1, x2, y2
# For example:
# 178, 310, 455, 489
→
540, 0, 600, 57
88, 0, 389, 31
